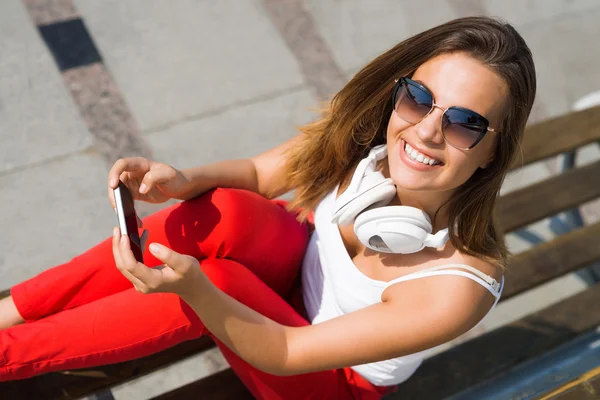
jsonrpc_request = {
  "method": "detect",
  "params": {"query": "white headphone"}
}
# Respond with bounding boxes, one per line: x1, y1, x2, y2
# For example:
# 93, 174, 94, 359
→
331, 145, 449, 254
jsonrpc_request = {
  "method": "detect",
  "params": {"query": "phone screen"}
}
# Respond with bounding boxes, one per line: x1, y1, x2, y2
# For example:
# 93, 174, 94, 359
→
114, 181, 144, 263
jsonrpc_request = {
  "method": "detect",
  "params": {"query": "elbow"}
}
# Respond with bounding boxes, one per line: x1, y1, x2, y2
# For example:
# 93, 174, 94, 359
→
251, 355, 299, 377
248, 327, 303, 376
260, 356, 310, 377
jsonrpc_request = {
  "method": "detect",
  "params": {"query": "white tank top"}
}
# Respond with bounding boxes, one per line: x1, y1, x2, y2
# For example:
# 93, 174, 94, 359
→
301, 187, 504, 387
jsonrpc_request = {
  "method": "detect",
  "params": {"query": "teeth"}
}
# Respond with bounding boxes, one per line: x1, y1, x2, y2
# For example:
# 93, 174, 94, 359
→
405, 143, 440, 166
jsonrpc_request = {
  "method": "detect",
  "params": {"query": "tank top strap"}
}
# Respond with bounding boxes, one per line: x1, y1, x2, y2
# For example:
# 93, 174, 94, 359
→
384, 264, 504, 298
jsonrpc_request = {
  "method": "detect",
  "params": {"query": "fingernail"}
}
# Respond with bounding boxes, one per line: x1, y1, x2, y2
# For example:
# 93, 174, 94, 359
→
113, 227, 118, 237
139, 184, 147, 193
149, 243, 160, 254
110, 178, 117, 187
121, 235, 127, 244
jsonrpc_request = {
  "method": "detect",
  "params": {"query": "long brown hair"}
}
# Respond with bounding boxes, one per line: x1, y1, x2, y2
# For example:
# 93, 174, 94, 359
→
271, 16, 536, 268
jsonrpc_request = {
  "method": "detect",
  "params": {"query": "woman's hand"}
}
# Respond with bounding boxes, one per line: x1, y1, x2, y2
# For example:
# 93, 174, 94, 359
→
107, 157, 190, 209
112, 226, 202, 297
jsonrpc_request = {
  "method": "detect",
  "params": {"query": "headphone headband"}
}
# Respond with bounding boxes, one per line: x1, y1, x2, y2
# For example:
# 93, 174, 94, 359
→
345, 145, 388, 194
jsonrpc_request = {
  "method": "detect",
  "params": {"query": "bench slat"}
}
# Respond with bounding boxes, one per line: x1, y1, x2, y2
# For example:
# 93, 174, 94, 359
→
496, 160, 600, 233
502, 222, 600, 301
512, 105, 600, 169
150, 368, 253, 400
1, 337, 216, 400
386, 283, 600, 399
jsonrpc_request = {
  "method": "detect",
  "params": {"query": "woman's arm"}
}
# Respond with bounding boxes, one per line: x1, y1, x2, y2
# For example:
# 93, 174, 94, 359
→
176, 133, 305, 201
181, 261, 497, 376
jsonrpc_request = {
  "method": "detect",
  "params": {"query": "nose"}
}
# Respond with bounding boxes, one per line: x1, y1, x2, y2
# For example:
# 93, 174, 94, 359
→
415, 105, 445, 145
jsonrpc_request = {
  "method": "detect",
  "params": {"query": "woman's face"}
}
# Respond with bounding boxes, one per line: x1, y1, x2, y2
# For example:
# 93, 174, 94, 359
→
385, 52, 508, 196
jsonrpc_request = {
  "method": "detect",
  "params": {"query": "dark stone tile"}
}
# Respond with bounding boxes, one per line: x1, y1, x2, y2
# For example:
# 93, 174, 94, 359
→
39, 18, 102, 71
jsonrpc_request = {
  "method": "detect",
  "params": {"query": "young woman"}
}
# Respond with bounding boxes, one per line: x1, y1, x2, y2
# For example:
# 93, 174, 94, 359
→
0, 16, 536, 400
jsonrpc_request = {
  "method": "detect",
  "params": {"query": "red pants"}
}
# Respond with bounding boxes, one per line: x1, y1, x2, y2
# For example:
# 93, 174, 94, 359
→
1, 188, 392, 399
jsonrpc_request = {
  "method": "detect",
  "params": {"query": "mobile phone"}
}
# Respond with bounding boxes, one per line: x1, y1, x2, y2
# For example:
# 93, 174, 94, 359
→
113, 181, 144, 263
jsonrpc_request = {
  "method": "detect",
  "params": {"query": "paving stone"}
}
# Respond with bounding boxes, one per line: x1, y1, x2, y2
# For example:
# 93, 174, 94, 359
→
306, 0, 414, 72
74, 0, 305, 132
146, 88, 317, 170
517, 8, 600, 122
0, 152, 114, 288
307, 0, 479, 73
0, 0, 91, 173
485, 0, 600, 27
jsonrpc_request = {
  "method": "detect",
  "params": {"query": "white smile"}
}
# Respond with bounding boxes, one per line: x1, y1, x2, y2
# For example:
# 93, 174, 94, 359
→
404, 142, 441, 166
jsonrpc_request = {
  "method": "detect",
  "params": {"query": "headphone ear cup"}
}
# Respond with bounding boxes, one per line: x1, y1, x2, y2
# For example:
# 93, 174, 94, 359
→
354, 206, 434, 253
333, 179, 396, 225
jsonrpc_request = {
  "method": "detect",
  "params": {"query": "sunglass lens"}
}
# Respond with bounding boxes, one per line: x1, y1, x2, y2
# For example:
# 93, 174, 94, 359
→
394, 80, 432, 124
443, 108, 487, 149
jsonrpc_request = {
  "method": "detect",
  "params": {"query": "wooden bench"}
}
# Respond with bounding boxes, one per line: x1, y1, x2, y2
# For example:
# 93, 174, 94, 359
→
2, 105, 600, 399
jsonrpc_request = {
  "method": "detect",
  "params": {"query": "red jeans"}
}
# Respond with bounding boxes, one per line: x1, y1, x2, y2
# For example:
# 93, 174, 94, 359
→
1, 188, 392, 399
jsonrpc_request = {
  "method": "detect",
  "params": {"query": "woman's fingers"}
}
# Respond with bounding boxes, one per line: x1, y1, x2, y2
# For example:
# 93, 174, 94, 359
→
138, 164, 176, 195
118, 234, 161, 292
147, 244, 201, 297
108, 186, 117, 210
108, 157, 151, 188
107, 158, 157, 208
108, 157, 149, 209
149, 244, 195, 274
112, 227, 147, 289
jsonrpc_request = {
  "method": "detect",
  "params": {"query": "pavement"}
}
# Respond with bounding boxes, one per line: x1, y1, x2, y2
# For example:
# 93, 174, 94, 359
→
2, 0, 600, 399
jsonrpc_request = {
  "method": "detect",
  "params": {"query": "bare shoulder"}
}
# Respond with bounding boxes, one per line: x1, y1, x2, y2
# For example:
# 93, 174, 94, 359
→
381, 251, 503, 333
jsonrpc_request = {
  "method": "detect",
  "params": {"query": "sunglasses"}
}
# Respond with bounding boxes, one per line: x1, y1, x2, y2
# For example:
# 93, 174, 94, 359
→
392, 77, 499, 150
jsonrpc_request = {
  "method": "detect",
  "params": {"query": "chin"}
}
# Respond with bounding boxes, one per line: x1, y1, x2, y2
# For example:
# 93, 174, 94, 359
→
390, 174, 428, 191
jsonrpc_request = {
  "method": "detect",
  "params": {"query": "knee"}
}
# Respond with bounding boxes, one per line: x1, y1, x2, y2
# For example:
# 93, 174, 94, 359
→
209, 188, 276, 223
165, 188, 264, 250
182, 188, 267, 227
188, 188, 308, 254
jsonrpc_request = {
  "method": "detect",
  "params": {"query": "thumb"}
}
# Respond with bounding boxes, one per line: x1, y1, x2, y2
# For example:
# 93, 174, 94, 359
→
138, 165, 173, 194
148, 243, 194, 272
